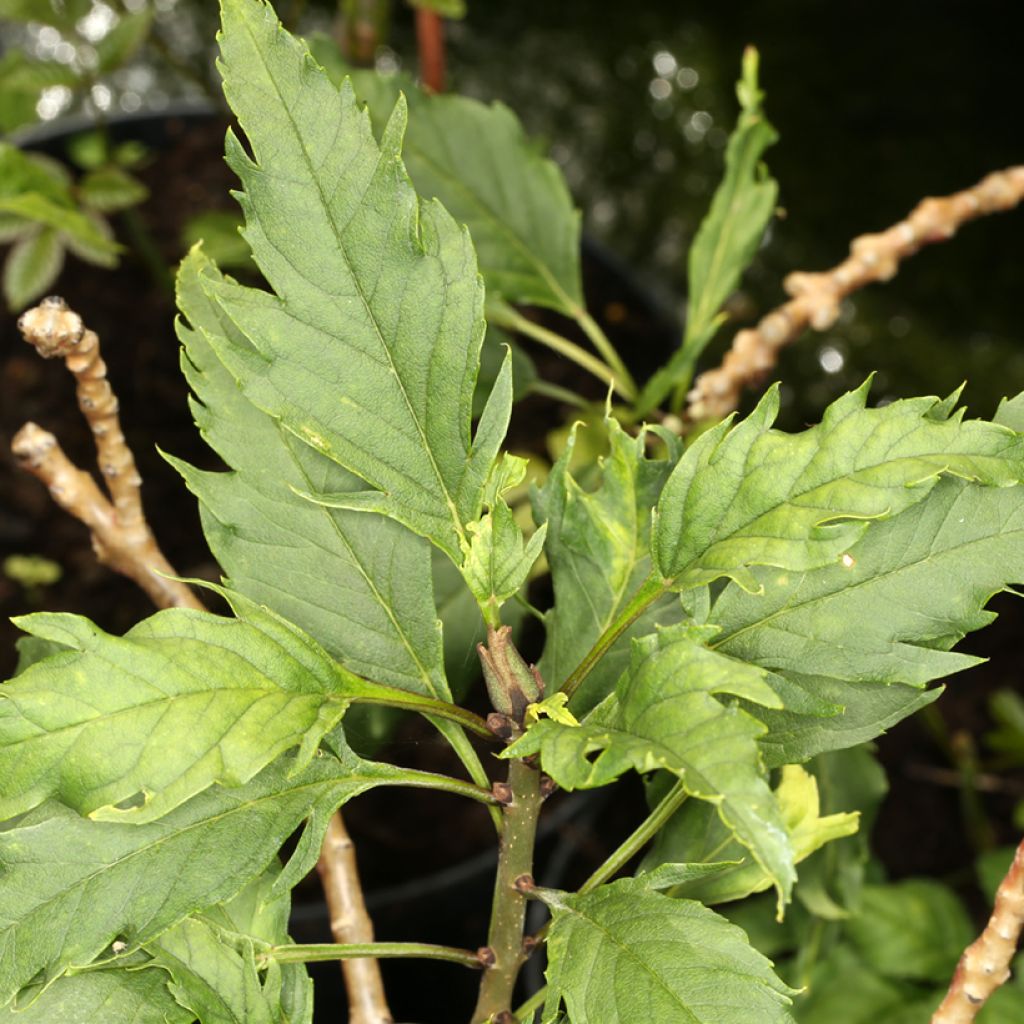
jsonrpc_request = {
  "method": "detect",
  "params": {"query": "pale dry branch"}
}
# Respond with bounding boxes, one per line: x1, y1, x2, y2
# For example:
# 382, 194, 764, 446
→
686, 165, 1024, 422
931, 836, 1024, 1023
14, 296, 393, 1023
317, 811, 395, 1024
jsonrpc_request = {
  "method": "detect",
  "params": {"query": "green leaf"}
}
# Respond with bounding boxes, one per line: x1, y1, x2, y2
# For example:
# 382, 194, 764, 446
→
641, 765, 858, 908
180, 209, 253, 269
709, 478, 1024, 760
462, 499, 547, 621
78, 166, 149, 213
2, 226, 63, 310
94, 9, 154, 73
474, 323, 537, 416
173, 247, 451, 702
540, 879, 795, 1023
843, 880, 973, 983
536, 417, 679, 714
309, 42, 583, 316
0, 0, 91, 29
60, 208, 119, 268
151, 916, 309, 1024
637, 46, 778, 415
0, 190, 120, 257
0, 965, 192, 1023
0, 744, 408, 1005
653, 382, 1024, 593
0, 595, 419, 823
508, 623, 797, 907
205, 0, 506, 563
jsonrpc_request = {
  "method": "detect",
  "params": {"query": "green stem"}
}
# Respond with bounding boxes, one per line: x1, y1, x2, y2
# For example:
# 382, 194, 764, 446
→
514, 984, 547, 1022
259, 942, 482, 969
436, 718, 505, 833
489, 303, 628, 400
559, 573, 668, 700
526, 379, 591, 409
574, 306, 637, 400
384, 767, 498, 808
471, 758, 543, 1023
118, 206, 173, 295
578, 781, 688, 895
351, 691, 493, 739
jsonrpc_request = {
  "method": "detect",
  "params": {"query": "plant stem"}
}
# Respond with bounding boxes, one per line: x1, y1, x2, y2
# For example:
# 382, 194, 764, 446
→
351, 691, 493, 739
471, 758, 543, 1023
489, 303, 627, 400
382, 767, 498, 807
559, 573, 668, 700
514, 984, 547, 1023
578, 781, 688, 895
573, 306, 638, 401
260, 942, 483, 969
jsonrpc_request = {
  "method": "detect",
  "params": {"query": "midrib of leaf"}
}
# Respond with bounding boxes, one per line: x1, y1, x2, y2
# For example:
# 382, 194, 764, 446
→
280, 430, 446, 699
685, 124, 770, 348
241, 19, 468, 549
707, 498, 1022, 654
406, 130, 580, 316
1, 777, 333, 947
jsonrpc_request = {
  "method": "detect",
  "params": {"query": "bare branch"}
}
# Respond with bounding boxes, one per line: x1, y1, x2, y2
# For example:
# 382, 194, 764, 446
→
931, 836, 1024, 1023
15, 296, 202, 610
317, 811, 395, 1024
686, 165, 1024, 422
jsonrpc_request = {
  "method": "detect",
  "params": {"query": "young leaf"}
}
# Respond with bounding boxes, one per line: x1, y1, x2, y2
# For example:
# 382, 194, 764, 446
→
0, 966, 191, 1023
0, 595, 429, 823
0, 745, 411, 1006
94, 8, 154, 73
205, 0, 507, 563
653, 382, 1024, 593
173, 247, 451, 702
507, 623, 797, 906
462, 500, 547, 623
640, 765, 858, 908
536, 417, 679, 713
2, 226, 63, 310
539, 878, 795, 1023
308, 44, 584, 318
637, 46, 778, 414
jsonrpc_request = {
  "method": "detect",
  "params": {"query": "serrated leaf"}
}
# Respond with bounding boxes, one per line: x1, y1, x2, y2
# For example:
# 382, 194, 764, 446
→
78, 165, 148, 213
173, 247, 451, 703
540, 878, 795, 1024
653, 382, 1024, 592
640, 765, 858, 908
181, 209, 253, 269
507, 623, 797, 907
0, 965, 192, 1023
95, 9, 154, 73
0, 744, 409, 1005
637, 47, 778, 415
0, 594, 424, 823
462, 499, 547, 620
204, 0, 506, 563
536, 416, 680, 714
151, 916, 307, 1024
844, 880, 973, 983
309, 41, 583, 316
3, 226, 63, 310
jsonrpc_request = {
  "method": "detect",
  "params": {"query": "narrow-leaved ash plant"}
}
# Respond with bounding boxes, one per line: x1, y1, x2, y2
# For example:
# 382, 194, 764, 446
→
3, 2, 1024, 1022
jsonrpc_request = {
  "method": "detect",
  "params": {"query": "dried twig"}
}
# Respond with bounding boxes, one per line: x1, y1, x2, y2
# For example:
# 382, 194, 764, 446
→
13, 296, 394, 1023
318, 812, 394, 1024
932, 836, 1024, 1023
14, 296, 202, 610
686, 166, 1024, 422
